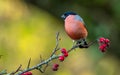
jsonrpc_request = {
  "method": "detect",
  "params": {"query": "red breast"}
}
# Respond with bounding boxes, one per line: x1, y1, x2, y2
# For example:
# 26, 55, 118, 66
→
65, 15, 88, 40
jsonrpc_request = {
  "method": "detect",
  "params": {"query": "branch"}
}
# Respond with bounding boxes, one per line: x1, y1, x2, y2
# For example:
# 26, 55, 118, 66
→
10, 65, 22, 75
17, 32, 83, 75
17, 55, 59, 75
0, 32, 99, 75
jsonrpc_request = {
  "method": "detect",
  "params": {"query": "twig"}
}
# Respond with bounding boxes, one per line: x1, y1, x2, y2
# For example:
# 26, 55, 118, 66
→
38, 64, 48, 73
50, 32, 60, 57
16, 55, 59, 75
37, 56, 48, 73
42, 64, 48, 72
88, 39, 97, 46
10, 65, 22, 75
68, 44, 79, 53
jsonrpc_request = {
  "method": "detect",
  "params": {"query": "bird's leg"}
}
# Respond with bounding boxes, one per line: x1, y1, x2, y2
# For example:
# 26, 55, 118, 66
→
76, 41, 81, 45
83, 39, 89, 48
76, 41, 84, 48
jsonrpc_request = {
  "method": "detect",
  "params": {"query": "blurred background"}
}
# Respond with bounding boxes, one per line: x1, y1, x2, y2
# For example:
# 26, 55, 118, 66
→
0, 0, 120, 75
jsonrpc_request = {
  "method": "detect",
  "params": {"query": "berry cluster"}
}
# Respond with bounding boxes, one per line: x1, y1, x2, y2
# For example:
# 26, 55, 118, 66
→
52, 48, 68, 71
59, 48, 68, 61
98, 37, 110, 52
21, 72, 32, 75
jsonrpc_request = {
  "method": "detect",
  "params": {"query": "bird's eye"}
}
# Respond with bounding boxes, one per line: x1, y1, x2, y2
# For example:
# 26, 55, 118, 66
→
64, 14, 67, 16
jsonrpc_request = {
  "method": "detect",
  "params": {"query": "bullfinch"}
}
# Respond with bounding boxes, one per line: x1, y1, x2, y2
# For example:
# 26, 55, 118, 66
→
61, 11, 88, 48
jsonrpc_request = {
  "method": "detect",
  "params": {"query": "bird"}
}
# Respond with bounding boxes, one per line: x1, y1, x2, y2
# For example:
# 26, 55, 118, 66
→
61, 11, 88, 48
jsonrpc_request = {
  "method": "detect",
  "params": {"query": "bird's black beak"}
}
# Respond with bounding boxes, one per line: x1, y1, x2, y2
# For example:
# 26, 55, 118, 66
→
61, 15, 65, 20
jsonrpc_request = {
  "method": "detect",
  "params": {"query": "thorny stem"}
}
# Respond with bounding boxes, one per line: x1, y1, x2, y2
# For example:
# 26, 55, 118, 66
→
17, 55, 59, 75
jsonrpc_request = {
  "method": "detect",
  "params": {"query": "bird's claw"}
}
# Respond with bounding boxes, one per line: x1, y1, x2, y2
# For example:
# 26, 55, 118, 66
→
78, 44, 89, 48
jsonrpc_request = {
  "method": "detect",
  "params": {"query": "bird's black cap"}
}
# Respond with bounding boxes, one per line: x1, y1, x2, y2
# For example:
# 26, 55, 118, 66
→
61, 11, 77, 20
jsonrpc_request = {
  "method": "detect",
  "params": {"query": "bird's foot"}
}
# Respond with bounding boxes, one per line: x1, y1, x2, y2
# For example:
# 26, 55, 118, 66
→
77, 39, 89, 48
78, 44, 89, 48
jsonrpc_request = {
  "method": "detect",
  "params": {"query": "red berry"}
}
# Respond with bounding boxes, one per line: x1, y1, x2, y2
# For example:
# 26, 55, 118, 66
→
99, 44, 107, 52
27, 72, 32, 75
61, 48, 68, 57
102, 44, 107, 48
61, 48, 67, 54
99, 45, 104, 50
52, 63, 59, 71
105, 39, 110, 43
99, 45, 105, 52
99, 37, 105, 43
21, 72, 32, 75
63, 53, 68, 57
21, 73, 26, 75
59, 55, 64, 61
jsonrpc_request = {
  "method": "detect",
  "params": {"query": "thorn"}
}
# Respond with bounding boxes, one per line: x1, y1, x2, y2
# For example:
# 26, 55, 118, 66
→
27, 58, 31, 69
